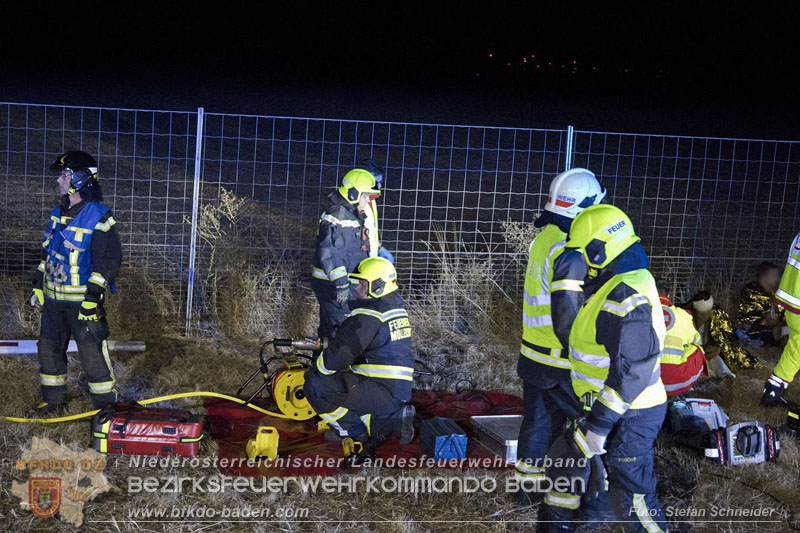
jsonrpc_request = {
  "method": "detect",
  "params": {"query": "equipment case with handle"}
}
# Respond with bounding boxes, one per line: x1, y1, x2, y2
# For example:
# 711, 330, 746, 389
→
92, 404, 204, 457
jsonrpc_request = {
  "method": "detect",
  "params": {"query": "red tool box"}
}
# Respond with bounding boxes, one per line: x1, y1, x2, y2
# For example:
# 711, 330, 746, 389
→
92, 404, 205, 457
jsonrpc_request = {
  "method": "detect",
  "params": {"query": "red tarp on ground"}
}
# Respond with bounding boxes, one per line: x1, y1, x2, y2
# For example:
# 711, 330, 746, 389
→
204, 390, 523, 476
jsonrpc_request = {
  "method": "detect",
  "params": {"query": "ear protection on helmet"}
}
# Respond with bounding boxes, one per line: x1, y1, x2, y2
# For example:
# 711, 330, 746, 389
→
370, 277, 386, 296
68, 167, 98, 192
347, 187, 360, 203
583, 238, 607, 268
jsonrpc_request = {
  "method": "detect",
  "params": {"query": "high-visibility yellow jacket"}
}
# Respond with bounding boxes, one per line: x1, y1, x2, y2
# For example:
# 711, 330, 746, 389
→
519, 224, 585, 383
569, 251, 666, 436
661, 301, 702, 366
776, 231, 800, 314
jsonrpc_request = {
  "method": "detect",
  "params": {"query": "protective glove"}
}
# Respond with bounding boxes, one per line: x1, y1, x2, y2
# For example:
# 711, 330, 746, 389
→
378, 247, 394, 264
545, 419, 608, 501
30, 289, 44, 310
576, 426, 608, 457
78, 300, 102, 321
335, 284, 350, 306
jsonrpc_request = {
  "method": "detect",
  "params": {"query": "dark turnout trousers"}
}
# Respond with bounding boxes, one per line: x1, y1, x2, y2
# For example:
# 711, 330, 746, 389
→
311, 277, 352, 340
304, 368, 406, 440
540, 403, 668, 533
38, 300, 117, 408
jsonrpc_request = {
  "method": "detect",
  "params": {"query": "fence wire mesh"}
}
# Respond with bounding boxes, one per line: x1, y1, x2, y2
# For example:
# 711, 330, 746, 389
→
0, 103, 197, 326
571, 131, 800, 302
1, 101, 798, 334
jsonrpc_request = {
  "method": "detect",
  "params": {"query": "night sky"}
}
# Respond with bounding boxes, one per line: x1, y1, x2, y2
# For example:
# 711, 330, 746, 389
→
2, 2, 799, 137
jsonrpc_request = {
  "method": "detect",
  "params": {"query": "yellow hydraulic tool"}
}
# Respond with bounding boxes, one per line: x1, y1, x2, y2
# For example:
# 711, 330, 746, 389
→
271, 356, 313, 420
342, 437, 365, 467
236, 338, 325, 421
246, 425, 280, 460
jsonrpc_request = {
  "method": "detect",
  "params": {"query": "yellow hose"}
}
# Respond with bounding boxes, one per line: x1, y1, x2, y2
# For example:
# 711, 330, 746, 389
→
0, 391, 291, 423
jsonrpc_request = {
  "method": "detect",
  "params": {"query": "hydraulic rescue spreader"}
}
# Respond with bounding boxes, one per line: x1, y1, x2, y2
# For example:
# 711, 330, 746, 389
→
236, 338, 325, 421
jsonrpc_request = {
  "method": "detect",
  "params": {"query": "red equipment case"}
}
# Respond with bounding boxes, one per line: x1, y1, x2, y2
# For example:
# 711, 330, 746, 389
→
92, 404, 205, 457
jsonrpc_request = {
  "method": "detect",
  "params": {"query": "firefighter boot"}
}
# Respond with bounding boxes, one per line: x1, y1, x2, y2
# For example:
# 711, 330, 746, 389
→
397, 404, 416, 444
28, 401, 67, 418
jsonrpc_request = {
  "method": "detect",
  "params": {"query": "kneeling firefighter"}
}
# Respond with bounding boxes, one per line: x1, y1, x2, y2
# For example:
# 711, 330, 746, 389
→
540, 205, 668, 533
304, 257, 416, 444
659, 294, 706, 397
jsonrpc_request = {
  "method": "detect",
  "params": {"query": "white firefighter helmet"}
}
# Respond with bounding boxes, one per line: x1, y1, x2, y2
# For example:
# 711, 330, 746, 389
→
544, 167, 606, 219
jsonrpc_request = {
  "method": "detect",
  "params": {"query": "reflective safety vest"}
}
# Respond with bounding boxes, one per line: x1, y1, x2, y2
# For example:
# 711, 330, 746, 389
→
569, 268, 666, 409
365, 200, 380, 258
42, 202, 110, 303
519, 224, 570, 369
662, 303, 701, 366
776, 231, 800, 314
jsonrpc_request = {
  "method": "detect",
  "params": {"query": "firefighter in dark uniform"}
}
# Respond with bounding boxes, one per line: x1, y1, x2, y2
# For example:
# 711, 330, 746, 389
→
304, 257, 416, 444
541, 205, 667, 533
515, 168, 606, 500
30, 151, 122, 414
312, 169, 381, 339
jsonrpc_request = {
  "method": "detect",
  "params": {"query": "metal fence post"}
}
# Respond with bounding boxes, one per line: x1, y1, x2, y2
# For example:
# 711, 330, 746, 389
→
564, 125, 574, 171
185, 107, 204, 336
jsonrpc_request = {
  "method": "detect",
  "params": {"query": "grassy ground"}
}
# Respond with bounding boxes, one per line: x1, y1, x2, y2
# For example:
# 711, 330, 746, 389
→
1, 229, 799, 531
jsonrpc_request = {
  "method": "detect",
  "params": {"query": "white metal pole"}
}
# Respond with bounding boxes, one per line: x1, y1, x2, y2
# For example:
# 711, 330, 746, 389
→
564, 125, 574, 171
185, 107, 204, 336
0, 340, 146, 355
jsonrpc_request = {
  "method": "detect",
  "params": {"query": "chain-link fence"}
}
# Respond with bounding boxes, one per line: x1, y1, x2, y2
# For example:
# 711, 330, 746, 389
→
2, 101, 798, 333
199, 114, 567, 291
1, 103, 198, 328
571, 131, 800, 300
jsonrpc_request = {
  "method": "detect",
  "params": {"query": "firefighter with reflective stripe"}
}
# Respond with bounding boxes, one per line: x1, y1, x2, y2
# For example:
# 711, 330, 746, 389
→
659, 294, 707, 397
540, 205, 668, 533
763, 231, 800, 407
304, 257, 416, 444
312, 169, 380, 339
29, 151, 122, 414
515, 168, 606, 501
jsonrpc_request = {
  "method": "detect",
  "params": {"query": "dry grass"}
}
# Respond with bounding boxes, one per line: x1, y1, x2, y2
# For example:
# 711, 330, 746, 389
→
1, 221, 799, 532
0, 275, 39, 339
187, 189, 318, 346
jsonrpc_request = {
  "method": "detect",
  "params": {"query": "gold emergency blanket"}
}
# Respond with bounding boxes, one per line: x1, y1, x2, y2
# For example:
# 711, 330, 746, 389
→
737, 281, 783, 326
704, 307, 763, 371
